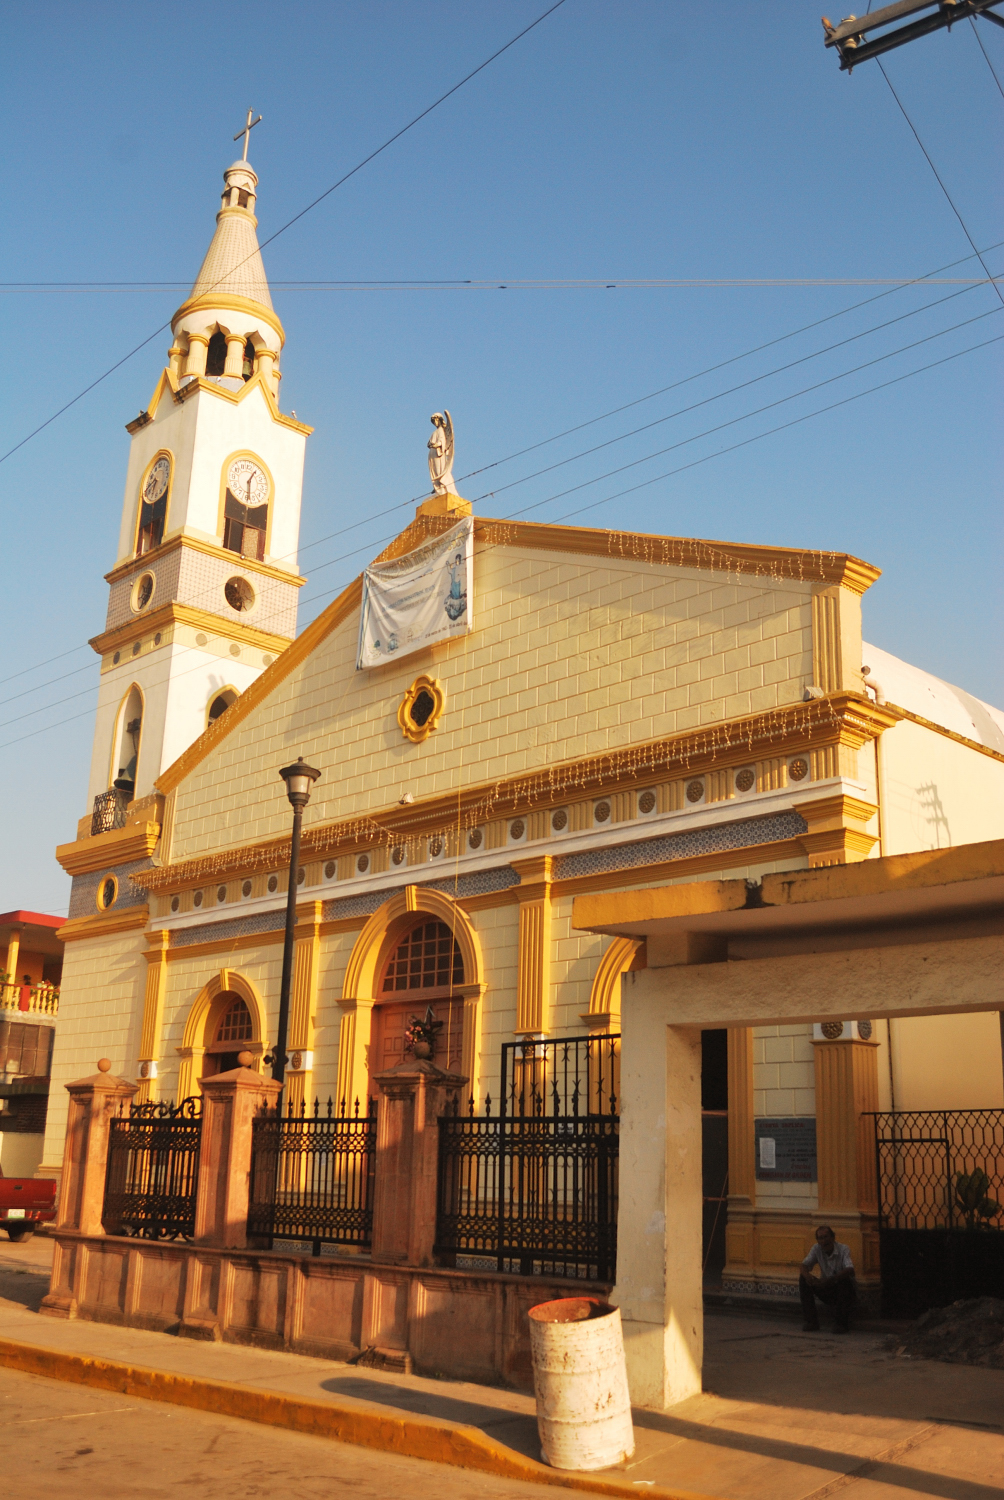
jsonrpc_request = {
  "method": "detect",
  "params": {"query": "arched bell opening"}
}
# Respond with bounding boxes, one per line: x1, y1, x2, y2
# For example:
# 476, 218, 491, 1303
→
205, 330, 228, 377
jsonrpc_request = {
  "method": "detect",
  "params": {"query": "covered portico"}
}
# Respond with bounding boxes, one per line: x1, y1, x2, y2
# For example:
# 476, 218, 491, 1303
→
572, 839, 1004, 1410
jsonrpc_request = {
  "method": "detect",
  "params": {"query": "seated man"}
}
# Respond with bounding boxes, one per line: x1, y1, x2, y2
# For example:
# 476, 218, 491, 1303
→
800, 1224, 856, 1332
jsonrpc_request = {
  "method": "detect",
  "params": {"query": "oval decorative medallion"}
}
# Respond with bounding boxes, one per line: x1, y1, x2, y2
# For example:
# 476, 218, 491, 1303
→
735, 768, 756, 793
594, 801, 611, 823
551, 809, 568, 831
638, 790, 656, 814
468, 828, 483, 849
686, 779, 704, 803
397, 674, 446, 744
789, 758, 809, 782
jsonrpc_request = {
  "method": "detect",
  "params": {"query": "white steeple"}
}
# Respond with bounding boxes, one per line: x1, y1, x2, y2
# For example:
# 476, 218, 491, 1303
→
78, 152, 312, 817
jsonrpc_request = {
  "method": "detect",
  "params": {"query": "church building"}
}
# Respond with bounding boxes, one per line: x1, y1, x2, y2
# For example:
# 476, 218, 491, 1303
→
44, 149, 1004, 1308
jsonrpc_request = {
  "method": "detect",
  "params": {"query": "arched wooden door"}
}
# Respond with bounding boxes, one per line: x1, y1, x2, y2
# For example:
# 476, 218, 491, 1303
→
371, 919, 465, 1083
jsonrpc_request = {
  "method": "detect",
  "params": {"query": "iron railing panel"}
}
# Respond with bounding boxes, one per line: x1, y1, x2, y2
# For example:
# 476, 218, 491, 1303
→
870, 1109, 1004, 1232
247, 1097, 377, 1254
102, 1097, 202, 1240
436, 1034, 620, 1281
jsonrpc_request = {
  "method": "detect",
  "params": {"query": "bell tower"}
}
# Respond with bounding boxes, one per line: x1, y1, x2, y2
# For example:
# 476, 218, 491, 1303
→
83, 151, 311, 828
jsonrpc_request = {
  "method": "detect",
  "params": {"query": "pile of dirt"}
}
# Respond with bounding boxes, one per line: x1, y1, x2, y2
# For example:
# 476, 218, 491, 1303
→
885, 1298, 1004, 1368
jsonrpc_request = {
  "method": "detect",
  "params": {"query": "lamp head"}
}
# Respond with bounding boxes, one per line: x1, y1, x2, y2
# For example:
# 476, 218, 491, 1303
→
279, 756, 321, 809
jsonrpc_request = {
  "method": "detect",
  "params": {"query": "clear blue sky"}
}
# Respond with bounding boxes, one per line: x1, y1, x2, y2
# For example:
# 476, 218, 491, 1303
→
1, 1, 1001, 916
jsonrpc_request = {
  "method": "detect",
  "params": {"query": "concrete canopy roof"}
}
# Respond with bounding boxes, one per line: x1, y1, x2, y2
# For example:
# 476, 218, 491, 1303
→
572, 840, 1004, 948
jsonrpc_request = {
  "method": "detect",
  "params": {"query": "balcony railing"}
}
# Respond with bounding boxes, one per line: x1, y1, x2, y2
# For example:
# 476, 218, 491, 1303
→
0, 981, 60, 1017
91, 787, 130, 836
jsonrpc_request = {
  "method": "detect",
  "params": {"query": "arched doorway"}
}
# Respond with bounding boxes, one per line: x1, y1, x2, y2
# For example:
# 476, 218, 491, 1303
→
371, 919, 465, 1077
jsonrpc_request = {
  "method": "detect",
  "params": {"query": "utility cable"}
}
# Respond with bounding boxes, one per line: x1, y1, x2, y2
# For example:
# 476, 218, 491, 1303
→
877, 60, 1004, 309
0, 0, 567, 469
8, 240, 998, 706
971, 16, 1004, 100
3, 325, 999, 755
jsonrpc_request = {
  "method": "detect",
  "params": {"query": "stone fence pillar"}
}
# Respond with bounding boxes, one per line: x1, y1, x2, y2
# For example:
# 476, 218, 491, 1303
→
53, 1059, 138, 1235
193, 1061, 281, 1250
371, 1058, 466, 1267
40, 1060, 137, 1320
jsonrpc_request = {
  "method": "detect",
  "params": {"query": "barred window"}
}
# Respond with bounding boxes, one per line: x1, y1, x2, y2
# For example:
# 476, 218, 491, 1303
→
379, 921, 463, 995
214, 997, 253, 1044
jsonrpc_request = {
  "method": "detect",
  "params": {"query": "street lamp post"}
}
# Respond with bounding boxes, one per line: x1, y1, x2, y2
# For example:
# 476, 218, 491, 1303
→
272, 756, 320, 1095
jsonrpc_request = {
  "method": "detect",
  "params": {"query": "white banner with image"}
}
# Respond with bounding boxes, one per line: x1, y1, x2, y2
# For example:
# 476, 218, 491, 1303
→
356, 515, 473, 670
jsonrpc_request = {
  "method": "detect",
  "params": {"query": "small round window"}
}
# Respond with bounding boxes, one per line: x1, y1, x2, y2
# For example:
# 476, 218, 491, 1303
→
225, 576, 255, 613
131, 572, 155, 612
96, 874, 118, 911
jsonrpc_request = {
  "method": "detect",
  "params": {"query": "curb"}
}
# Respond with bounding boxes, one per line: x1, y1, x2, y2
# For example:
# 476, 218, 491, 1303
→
0, 1335, 715, 1500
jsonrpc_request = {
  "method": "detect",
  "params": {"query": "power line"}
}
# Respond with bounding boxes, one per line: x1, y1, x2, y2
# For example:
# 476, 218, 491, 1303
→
970, 14, 1004, 99
0, 0, 567, 471
877, 60, 1004, 310
2, 277, 998, 293
4, 240, 1000, 702
3, 326, 999, 756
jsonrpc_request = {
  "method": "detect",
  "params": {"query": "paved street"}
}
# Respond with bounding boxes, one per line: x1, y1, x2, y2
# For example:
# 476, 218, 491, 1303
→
0, 1364, 553, 1500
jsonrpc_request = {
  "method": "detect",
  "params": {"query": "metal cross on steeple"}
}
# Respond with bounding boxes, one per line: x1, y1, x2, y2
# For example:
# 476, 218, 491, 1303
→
233, 108, 262, 162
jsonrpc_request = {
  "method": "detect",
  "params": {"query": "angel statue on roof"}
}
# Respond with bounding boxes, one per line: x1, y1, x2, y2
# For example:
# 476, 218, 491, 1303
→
428, 410, 458, 495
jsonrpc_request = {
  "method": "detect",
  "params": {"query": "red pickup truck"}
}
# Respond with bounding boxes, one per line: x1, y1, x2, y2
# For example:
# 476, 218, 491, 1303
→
0, 1170, 56, 1241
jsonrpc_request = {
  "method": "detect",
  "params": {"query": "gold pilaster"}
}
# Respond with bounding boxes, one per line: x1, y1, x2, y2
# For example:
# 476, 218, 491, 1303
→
512, 855, 553, 1034
137, 929, 170, 1102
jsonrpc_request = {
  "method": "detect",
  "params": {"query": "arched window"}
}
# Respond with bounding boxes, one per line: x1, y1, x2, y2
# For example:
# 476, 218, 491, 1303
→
137, 455, 170, 556
205, 331, 228, 377
207, 688, 239, 727
380, 921, 463, 995
111, 685, 143, 794
374, 920, 464, 1075
202, 995, 254, 1078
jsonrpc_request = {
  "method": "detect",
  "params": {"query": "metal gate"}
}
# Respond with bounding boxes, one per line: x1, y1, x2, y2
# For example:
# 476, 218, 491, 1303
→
872, 1108, 1004, 1317
102, 1097, 202, 1240
247, 1096, 377, 1255
436, 1034, 619, 1281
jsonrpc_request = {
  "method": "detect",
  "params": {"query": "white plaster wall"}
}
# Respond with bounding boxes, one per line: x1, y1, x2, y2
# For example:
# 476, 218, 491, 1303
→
879, 718, 1004, 854
86, 642, 264, 806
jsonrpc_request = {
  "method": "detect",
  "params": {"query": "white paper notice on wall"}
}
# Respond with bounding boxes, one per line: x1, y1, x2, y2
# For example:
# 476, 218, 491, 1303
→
356, 515, 473, 671
759, 1137, 776, 1171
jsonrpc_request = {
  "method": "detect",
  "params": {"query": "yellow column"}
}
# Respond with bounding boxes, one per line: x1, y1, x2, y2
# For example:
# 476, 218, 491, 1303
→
136, 929, 170, 1102
335, 998, 375, 1114
285, 902, 321, 1115
4, 927, 21, 990
223, 333, 246, 378
724, 1027, 756, 1278
512, 855, 553, 1034
183, 333, 209, 378
814, 1032, 881, 1275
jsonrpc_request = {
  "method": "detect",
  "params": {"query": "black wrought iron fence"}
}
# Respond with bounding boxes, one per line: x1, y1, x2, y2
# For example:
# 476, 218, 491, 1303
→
871, 1109, 1004, 1318
102, 1097, 202, 1240
436, 1034, 619, 1281
872, 1109, 1004, 1231
247, 1097, 377, 1256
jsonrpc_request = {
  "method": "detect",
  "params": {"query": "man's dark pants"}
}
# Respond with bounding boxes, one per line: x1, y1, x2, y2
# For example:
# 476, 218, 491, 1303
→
800, 1274, 856, 1329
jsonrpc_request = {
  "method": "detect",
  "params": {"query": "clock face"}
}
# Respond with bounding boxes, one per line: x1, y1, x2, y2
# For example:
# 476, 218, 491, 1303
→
143, 456, 170, 505
227, 457, 268, 507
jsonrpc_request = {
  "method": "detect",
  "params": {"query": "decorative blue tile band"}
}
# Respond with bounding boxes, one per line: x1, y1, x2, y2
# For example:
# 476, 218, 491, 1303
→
553, 811, 808, 881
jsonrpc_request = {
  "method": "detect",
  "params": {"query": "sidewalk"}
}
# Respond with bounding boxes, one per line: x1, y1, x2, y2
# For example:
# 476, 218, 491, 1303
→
1, 1239, 1001, 1498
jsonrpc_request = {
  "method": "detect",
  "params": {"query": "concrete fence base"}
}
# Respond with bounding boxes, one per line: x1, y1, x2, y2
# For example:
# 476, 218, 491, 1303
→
40, 1230, 611, 1391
